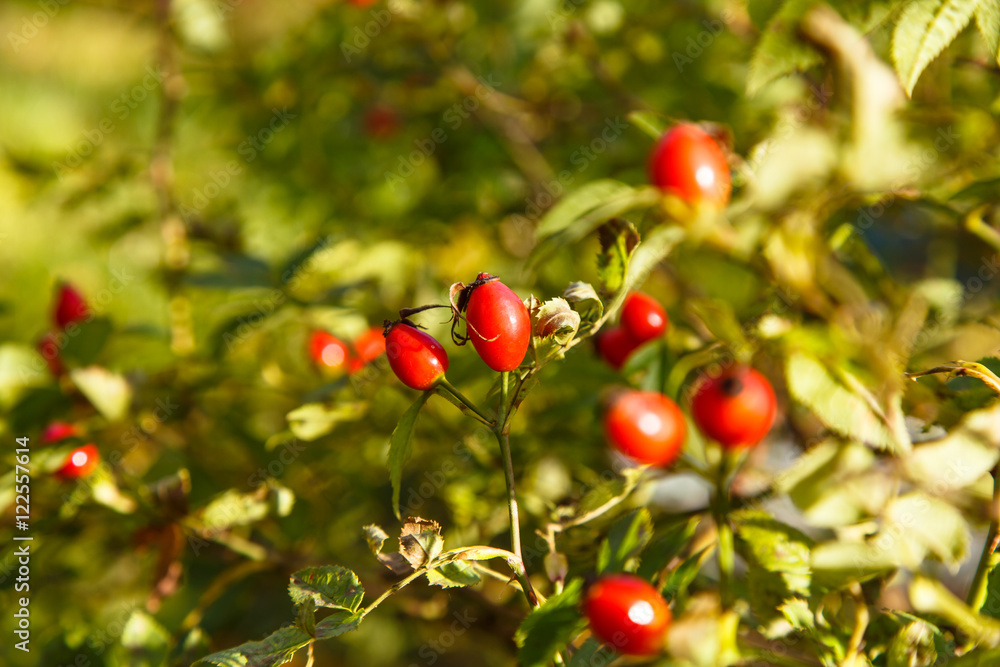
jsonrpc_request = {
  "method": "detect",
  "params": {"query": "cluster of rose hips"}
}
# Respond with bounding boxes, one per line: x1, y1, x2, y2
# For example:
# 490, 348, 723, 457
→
371, 123, 772, 657
380, 272, 531, 388
583, 123, 778, 657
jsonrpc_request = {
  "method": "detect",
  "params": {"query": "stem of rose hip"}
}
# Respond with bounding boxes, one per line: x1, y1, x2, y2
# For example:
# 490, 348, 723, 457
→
713, 448, 735, 609
436, 378, 496, 427
496, 370, 539, 607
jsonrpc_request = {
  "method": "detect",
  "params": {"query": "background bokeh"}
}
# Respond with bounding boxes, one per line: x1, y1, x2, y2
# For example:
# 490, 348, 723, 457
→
4, 0, 1000, 665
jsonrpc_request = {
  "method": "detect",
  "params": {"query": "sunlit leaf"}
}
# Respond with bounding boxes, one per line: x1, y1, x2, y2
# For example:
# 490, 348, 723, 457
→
515, 578, 587, 667
388, 393, 430, 519
288, 566, 365, 613
892, 0, 980, 96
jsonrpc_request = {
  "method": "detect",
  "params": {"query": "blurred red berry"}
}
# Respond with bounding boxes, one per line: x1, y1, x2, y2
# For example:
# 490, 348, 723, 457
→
54, 282, 90, 329
42, 422, 83, 444
56, 444, 100, 480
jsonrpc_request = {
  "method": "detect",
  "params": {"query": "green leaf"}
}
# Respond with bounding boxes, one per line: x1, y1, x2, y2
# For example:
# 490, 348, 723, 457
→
686, 299, 751, 353
535, 180, 643, 239
515, 579, 588, 667
567, 638, 616, 666
747, 0, 823, 95
892, 0, 980, 96
194, 626, 311, 667
887, 620, 938, 667
660, 547, 711, 601
562, 281, 604, 324
201, 488, 270, 530
811, 541, 899, 590
314, 612, 361, 640
286, 401, 367, 441
786, 352, 904, 453
60, 317, 113, 367
775, 440, 885, 527
296, 598, 316, 637
120, 610, 171, 667
530, 181, 660, 267
596, 508, 653, 574
732, 509, 813, 596
427, 560, 482, 588
0, 343, 49, 410
976, 2, 1000, 65
288, 566, 364, 613
596, 218, 640, 296
904, 412, 1000, 491
886, 492, 969, 567
625, 110, 667, 139
70, 366, 133, 422
910, 576, 1000, 647
388, 393, 431, 519
636, 516, 700, 581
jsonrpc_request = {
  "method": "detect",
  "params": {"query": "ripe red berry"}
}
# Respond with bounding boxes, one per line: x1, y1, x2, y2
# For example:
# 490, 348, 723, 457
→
384, 321, 449, 390
604, 390, 686, 466
463, 274, 531, 372
54, 283, 90, 329
621, 293, 668, 343
309, 331, 353, 372
648, 123, 731, 208
37, 331, 65, 376
55, 443, 100, 480
595, 326, 641, 370
41, 422, 82, 444
583, 574, 672, 656
690, 366, 776, 449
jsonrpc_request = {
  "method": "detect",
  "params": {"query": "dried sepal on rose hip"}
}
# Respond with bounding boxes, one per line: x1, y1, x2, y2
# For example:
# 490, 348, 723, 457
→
689, 365, 776, 449
449, 273, 531, 372
382, 319, 449, 391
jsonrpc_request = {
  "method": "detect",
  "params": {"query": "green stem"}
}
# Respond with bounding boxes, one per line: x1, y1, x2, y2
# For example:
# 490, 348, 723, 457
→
356, 568, 426, 621
713, 451, 734, 609
436, 378, 496, 426
968, 463, 1000, 611
496, 370, 538, 607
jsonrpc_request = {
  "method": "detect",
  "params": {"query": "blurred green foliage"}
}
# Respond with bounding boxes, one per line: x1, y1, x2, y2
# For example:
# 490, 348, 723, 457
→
4, 0, 1000, 665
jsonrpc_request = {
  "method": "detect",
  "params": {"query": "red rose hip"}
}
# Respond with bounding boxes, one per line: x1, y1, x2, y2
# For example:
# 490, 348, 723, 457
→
463, 273, 530, 372
621, 292, 668, 343
41, 421, 83, 444
604, 390, 686, 467
583, 574, 671, 656
54, 283, 90, 329
596, 326, 640, 370
56, 443, 100, 479
384, 321, 449, 390
690, 366, 776, 449
649, 123, 731, 208
309, 331, 353, 372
